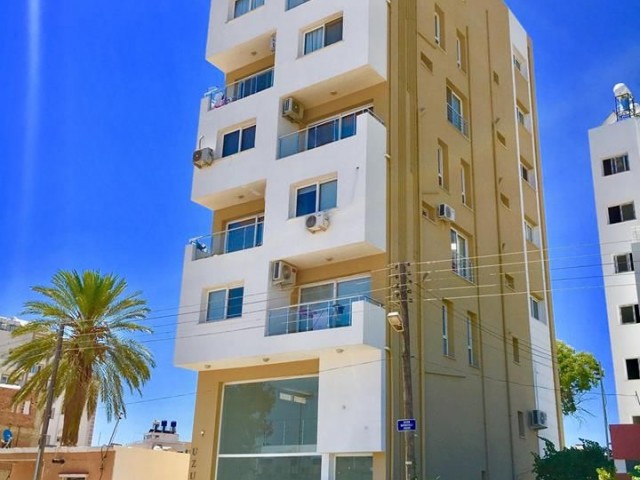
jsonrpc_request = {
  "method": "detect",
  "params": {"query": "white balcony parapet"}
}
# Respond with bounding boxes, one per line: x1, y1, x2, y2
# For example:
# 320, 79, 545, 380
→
447, 103, 470, 138
205, 67, 274, 110
267, 296, 381, 336
189, 220, 264, 260
278, 108, 383, 159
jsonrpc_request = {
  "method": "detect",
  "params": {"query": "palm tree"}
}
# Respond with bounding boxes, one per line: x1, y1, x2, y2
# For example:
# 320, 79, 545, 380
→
3, 270, 155, 446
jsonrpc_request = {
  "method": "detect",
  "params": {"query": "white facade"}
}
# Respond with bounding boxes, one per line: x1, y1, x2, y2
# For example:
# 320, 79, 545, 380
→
509, 13, 561, 449
589, 94, 640, 424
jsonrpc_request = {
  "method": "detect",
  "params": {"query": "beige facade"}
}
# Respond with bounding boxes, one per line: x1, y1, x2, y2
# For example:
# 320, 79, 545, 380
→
175, 0, 562, 479
0, 446, 188, 480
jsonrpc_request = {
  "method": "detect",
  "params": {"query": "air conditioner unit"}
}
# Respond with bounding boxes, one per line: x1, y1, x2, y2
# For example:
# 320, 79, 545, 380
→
529, 409, 548, 430
282, 97, 304, 122
437, 203, 456, 222
271, 260, 297, 287
305, 212, 330, 233
270, 34, 277, 52
193, 147, 215, 169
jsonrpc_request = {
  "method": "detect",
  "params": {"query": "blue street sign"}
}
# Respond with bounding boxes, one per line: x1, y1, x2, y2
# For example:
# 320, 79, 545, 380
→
396, 418, 417, 432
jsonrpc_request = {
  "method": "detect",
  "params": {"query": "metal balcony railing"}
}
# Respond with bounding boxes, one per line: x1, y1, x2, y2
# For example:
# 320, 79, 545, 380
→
266, 296, 378, 336
277, 108, 382, 159
447, 103, 469, 137
205, 67, 274, 110
190, 221, 264, 260
452, 254, 475, 283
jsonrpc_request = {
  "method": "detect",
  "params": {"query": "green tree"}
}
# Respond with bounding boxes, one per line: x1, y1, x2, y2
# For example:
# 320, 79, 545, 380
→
557, 340, 602, 416
533, 439, 614, 480
3, 270, 155, 446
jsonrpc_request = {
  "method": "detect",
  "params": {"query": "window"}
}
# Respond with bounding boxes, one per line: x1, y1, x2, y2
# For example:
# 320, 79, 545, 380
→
456, 31, 466, 70
516, 105, 529, 129
233, 0, 264, 18
442, 301, 454, 357
633, 416, 640, 425
447, 87, 467, 135
513, 53, 527, 78
530, 296, 541, 321
626, 359, 640, 380
461, 160, 471, 207
466, 313, 479, 366
295, 277, 372, 331
614, 253, 634, 273
621, 304, 640, 324
29, 364, 41, 374
517, 411, 526, 438
513, 337, 520, 364
451, 229, 472, 282
434, 6, 444, 48
335, 456, 373, 480
304, 18, 343, 55
225, 215, 264, 253
608, 202, 636, 224
0, 374, 9, 384
206, 287, 244, 321
603, 155, 630, 176
525, 220, 539, 246
295, 179, 337, 217
217, 377, 321, 480
222, 125, 256, 157
286, 0, 309, 10
521, 162, 536, 188
437, 141, 448, 189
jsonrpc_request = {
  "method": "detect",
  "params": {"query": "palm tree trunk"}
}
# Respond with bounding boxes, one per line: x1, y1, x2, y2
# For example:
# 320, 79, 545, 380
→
60, 367, 90, 446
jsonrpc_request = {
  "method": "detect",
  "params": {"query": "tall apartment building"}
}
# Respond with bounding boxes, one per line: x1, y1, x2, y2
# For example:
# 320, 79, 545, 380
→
0, 316, 95, 448
589, 84, 640, 426
174, 0, 562, 478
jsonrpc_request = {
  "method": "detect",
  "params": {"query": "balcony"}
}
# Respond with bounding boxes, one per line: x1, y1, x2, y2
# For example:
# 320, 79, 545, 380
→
173, 299, 386, 370
278, 108, 377, 158
452, 254, 475, 283
190, 219, 264, 260
263, 112, 387, 267
267, 296, 378, 336
205, 67, 274, 110
447, 104, 470, 138
275, 0, 387, 107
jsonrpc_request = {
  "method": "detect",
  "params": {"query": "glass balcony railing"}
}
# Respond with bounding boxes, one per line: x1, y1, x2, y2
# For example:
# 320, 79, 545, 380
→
286, 0, 310, 10
232, 0, 264, 19
452, 254, 475, 283
190, 220, 264, 260
277, 108, 381, 159
447, 103, 469, 137
266, 296, 378, 336
206, 67, 274, 110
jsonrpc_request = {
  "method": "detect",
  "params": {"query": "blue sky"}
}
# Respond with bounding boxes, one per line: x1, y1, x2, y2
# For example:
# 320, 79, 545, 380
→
0, 0, 638, 448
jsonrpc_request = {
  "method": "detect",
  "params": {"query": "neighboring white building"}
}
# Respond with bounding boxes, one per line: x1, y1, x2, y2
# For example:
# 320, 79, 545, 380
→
589, 83, 640, 425
0, 316, 95, 447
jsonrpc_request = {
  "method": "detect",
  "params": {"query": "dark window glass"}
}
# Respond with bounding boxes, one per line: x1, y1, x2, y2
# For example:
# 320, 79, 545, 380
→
218, 457, 321, 480
296, 185, 317, 217
622, 202, 636, 221
222, 130, 240, 157
621, 305, 640, 324
615, 254, 633, 273
335, 457, 373, 480
325, 18, 343, 46
241, 125, 256, 151
207, 290, 227, 321
227, 287, 244, 318
341, 113, 357, 138
626, 359, 640, 380
603, 159, 613, 176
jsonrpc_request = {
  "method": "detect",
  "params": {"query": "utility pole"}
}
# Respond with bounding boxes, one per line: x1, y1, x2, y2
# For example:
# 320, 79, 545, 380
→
397, 262, 417, 480
33, 322, 65, 480
599, 365, 610, 454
